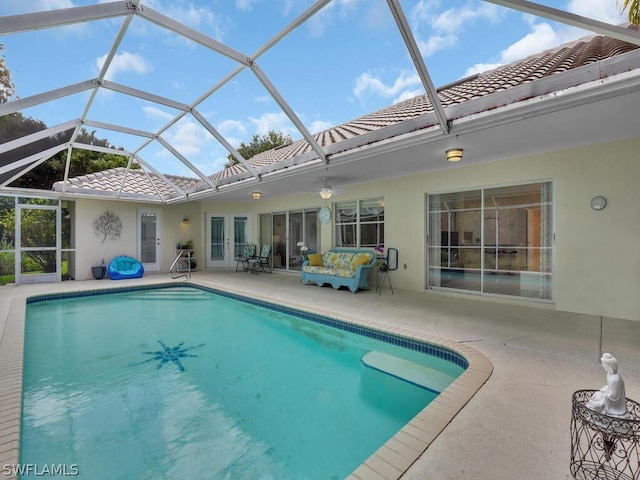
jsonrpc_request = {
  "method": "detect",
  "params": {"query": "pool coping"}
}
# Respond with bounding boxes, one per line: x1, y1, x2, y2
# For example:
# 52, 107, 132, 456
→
0, 279, 493, 479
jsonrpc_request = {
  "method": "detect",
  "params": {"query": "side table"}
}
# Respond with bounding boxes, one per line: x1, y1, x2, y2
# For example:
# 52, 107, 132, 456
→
570, 390, 640, 479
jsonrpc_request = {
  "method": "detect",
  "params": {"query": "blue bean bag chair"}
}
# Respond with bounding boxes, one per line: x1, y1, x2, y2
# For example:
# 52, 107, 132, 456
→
108, 256, 144, 280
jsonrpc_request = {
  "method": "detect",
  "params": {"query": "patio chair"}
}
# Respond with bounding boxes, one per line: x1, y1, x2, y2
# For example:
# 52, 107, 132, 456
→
235, 244, 256, 272
376, 247, 398, 295
249, 244, 272, 274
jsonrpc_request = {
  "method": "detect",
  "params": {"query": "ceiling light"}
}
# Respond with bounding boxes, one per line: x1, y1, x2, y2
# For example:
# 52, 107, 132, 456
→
319, 187, 333, 199
252, 191, 262, 199
446, 148, 463, 162
319, 178, 334, 199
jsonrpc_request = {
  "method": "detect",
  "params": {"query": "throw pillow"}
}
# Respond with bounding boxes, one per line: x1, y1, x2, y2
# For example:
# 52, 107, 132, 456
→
307, 253, 323, 266
351, 252, 372, 270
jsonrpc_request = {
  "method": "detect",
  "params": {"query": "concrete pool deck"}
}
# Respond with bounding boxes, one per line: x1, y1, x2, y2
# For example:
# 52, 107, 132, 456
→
1, 270, 639, 479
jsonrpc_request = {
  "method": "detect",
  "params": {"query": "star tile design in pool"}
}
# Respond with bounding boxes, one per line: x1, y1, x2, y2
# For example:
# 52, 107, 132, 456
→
130, 340, 205, 372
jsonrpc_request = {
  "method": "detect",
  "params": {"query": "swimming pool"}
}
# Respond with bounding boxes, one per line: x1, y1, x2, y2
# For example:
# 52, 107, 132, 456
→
21, 284, 468, 479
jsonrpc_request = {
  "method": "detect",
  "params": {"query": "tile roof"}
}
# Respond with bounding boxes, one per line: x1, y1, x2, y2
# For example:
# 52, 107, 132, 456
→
56, 168, 202, 201
225, 28, 640, 178
54, 28, 640, 200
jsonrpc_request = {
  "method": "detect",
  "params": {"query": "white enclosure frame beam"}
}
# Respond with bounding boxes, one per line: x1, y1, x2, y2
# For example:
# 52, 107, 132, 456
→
250, 62, 328, 164
387, 0, 450, 134
0, 145, 67, 181
190, 109, 261, 178
155, 137, 219, 190
99, 81, 191, 112
0, 2, 130, 35
135, 6, 250, 66
83, 119, 155, 139
0, 121, 78, 156
0, 81, 96, 116
128, 154, 187, 199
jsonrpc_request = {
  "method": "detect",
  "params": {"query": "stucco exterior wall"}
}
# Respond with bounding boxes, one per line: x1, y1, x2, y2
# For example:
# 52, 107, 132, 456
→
74, 199, 139, 280
73, 200, 202, 280
378, 137, 640, 321
69, 136, 639, 321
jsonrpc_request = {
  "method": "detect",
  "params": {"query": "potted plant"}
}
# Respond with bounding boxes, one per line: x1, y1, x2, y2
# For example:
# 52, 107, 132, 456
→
297, 241, 309, 261
92, 259, 107, 279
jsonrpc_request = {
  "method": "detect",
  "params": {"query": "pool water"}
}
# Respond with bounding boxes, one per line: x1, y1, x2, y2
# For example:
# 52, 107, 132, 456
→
21, 286, 464, 479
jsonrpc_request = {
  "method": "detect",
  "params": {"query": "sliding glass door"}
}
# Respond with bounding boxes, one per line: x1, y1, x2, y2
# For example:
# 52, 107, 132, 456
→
428, 182, 553, 300
260, 209, 318, 271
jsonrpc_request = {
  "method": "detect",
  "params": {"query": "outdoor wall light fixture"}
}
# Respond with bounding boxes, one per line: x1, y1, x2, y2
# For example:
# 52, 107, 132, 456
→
252, 191, 262, 199
182, 217, 189, 224
446, 148, 464, 162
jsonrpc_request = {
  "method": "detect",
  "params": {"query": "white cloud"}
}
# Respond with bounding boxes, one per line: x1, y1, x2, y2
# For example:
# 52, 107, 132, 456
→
411, 1, 504, 57
353, 69, 422, 101
307, 0, 368, 37
139, 0, 224, 42
162, 118, 211, 157
309, 119, 334, 134
97, 51, 152, 81
500, 22, 559, 64
143, 106, 174, 122
463, 63, 503, 77
218, 119, 247, 137
394, 88, 426, 104
464, 0, 627, 77
432, 3, 501, 32
567, 0, 626, 25
235, 0, 256, 12
255, 94, 272, 104
417, 35, 458, 57
248, 112, 296, 136
464, 21, 565, 76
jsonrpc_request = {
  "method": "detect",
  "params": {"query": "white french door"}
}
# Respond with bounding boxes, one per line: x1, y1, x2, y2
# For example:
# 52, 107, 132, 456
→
137, 209, 160, 271
206, 213, 250, 268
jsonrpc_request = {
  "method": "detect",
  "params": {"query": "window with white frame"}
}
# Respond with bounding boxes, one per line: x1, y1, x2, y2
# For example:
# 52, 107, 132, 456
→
334, 198, 384, 249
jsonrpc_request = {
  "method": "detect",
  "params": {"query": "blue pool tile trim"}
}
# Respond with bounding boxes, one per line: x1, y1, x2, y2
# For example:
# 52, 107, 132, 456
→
27, 284, 469, 370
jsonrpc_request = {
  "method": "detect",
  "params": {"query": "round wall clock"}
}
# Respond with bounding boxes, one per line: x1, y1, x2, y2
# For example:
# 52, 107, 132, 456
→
319, 206, 331, 224
590, 196, 607, 211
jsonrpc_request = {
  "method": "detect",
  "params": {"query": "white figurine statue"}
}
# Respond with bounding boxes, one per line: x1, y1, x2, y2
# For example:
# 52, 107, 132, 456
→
586, 353, 630, 419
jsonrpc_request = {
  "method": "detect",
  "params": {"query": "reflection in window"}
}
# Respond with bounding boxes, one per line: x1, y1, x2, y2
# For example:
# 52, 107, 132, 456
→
335, 198, 384, 249
259, 209, 319, 271
428, 183, 553, 300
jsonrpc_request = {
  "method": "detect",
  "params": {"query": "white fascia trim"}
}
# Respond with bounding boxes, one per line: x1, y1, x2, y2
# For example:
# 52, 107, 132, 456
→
449, 67, 640, 136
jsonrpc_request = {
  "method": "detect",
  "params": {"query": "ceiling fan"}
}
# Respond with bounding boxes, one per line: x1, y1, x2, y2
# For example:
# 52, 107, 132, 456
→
319, 178, 334, 199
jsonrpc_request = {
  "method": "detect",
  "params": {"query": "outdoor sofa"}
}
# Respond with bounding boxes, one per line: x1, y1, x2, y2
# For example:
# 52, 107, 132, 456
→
301, 248, 376, 293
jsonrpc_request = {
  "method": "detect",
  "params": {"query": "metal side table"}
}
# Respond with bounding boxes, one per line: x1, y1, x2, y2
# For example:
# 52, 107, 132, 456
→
570, 390, 640, 479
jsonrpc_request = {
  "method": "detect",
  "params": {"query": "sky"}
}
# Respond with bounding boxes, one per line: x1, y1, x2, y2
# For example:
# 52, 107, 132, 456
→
0, 0, 629, 177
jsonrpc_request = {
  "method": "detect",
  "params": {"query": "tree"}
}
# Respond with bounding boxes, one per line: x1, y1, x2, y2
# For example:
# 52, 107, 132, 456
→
0, 44, 16, 104
621, 0, 639, 25
8, 127, 139, 190
0, 199, 57, 275
225, 130, 292, 168
1, 44, 137, 190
